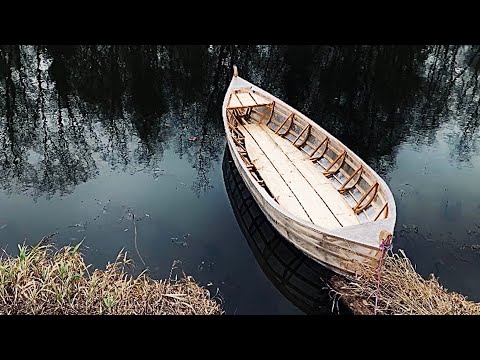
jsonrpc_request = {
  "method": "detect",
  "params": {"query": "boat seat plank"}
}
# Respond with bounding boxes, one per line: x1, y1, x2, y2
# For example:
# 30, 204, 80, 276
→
228, 94, 243, 108
236, 92, 258, 107
258, 124, 360, 227
240, 126, 311, 223
249, 92, 271, 106
242, 123, 341, 230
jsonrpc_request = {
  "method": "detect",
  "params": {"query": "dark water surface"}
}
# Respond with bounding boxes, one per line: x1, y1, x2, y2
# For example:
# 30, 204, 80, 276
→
1, 45, 479, 314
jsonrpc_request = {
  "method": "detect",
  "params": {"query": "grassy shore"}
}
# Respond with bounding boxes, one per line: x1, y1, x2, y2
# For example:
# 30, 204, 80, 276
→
0, 243, 223, 315
331, 250, 480, 315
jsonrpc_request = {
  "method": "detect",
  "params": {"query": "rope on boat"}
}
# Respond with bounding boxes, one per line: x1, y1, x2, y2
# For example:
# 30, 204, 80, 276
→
375, 233, 393, 314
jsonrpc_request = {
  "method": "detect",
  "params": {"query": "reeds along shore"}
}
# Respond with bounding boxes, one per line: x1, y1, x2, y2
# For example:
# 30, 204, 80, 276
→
0, 243, 223, 315
2, 241, 478, 315
331, 249, 480, 315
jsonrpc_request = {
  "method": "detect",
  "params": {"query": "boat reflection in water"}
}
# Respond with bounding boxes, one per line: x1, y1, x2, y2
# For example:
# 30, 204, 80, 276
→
223, 148, 350, 314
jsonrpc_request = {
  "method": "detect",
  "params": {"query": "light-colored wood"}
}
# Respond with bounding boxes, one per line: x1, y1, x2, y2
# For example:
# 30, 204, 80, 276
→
234, 93, 244, 107
228, 94, 243, 108
250, 92, 270, 106
243, 123, 342, 230
236, 92, 257, 107
248, 93, 258, 105
240, 125, 311, 223
259, 124, 360, 228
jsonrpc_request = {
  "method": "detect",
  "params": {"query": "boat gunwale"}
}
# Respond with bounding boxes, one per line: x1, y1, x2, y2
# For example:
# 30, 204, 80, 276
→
222, 74, 396, 250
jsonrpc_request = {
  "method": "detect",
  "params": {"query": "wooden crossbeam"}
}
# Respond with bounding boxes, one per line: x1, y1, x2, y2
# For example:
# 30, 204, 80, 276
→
353, 182, 379, 214
323, 150, 347, 176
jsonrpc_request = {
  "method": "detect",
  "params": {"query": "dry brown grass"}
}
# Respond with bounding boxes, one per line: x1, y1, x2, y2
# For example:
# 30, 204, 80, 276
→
339, 250, 480, 315
0, 243, 223, 315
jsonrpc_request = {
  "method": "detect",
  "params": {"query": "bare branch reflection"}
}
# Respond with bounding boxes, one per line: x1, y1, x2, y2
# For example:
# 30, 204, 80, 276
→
1, 45, 479, 197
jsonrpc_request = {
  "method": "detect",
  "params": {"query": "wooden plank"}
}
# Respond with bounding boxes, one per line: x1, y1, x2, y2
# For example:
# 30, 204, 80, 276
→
258, 124, 360, 228
228, 94, 243, 108
236, 92, 257, 107
243, 123, 341, 230
250, 92, 271, 106
240, 125, 311, 223
248, 93, 258, 105
234, 93, 244, 106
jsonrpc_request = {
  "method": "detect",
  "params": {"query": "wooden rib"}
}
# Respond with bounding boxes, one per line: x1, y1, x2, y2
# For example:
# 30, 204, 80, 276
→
257, 107, 268, 123
353, 182, 379, 213
275, 112, 294, 134
374, 202, 389, 221
310, 137, 329, 159
311, 140, 330, 162
293, 124, 311, 147
292, 123, 309, 144
323, 150, 347, 176
338, 165, 363, 193
279, 115, 295, 137
265, 101, 276, 125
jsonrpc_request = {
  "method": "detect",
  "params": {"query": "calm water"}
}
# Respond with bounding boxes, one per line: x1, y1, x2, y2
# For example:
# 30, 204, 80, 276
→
1, 45, 479, 314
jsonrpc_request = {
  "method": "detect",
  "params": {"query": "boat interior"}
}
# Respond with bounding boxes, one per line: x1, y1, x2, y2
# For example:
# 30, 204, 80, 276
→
226, 87, 391, 231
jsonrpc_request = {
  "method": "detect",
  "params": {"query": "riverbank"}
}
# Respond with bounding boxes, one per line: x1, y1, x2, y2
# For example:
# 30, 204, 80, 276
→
329, 250, 480, 315
0, 243, 223, 315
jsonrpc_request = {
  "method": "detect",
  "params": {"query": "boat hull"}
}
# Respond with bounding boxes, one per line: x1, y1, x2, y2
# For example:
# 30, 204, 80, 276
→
222, 73, 395, 277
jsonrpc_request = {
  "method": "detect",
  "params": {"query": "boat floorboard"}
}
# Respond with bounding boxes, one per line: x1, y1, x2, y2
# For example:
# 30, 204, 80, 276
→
241, 122, 360, 229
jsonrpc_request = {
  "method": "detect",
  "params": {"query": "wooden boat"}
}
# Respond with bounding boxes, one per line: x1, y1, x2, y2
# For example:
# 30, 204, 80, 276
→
222, 66, 396, 277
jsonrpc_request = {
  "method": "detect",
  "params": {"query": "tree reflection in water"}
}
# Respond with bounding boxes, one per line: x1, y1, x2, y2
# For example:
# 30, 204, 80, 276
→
1, 45, 479, 198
